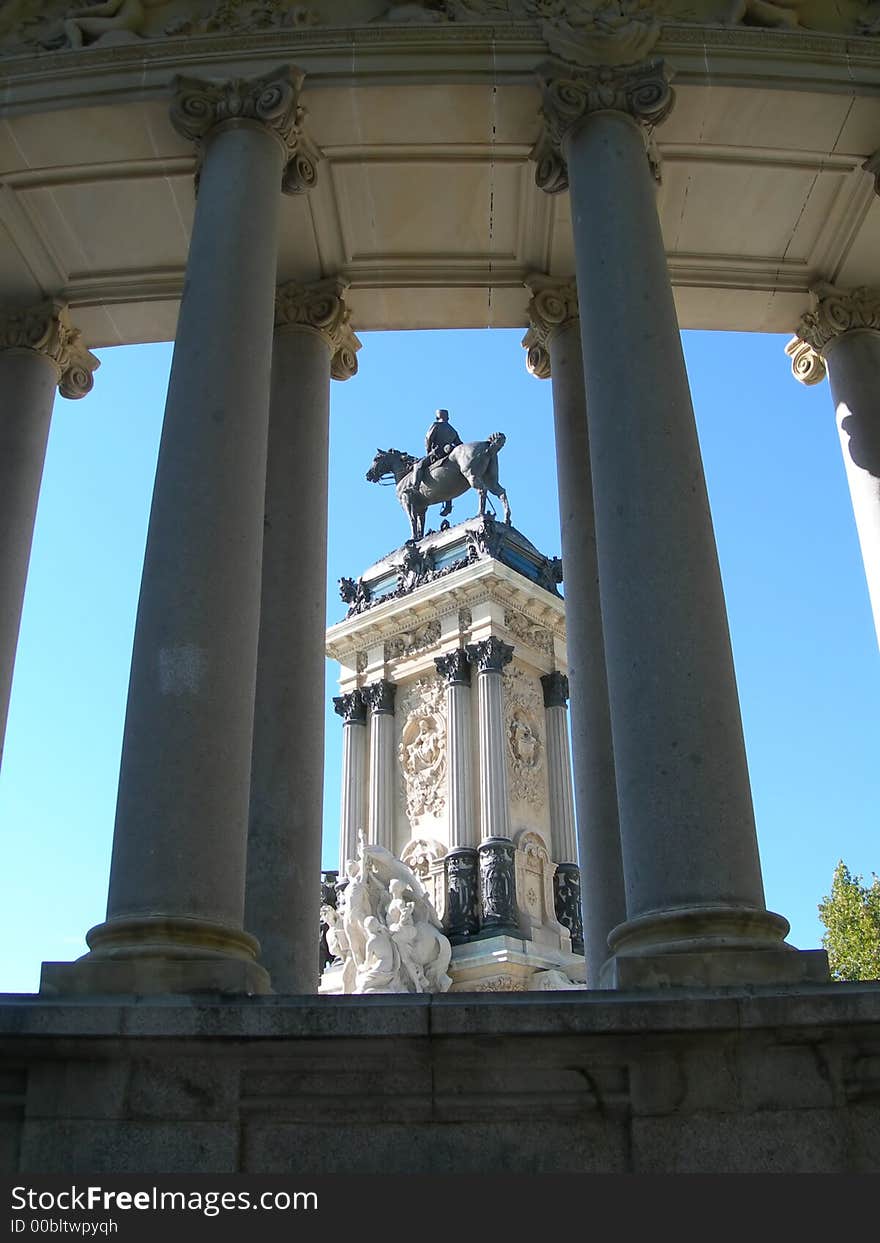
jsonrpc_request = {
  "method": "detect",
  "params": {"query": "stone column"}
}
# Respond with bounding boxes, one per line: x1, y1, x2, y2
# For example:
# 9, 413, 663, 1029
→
533, 59, 822, 987
245, 280, 360, 994
786, 286, 880, 650
525, 282, 626, 984
42, 68, 312, 997
333, 690, 368, 874
466, 638, 513, 842
434, 648, 475, 849
364, 679, 396, 852
539, 672, 577, 865
0, 300, 98, 768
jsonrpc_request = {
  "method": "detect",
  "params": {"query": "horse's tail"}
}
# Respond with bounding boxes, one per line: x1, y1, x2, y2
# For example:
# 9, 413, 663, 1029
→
488, 432, 506, 453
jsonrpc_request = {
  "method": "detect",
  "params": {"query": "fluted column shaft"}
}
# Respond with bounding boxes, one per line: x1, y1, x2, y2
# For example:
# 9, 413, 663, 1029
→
788, 289, 880, 650
245, 282, 359, 994
365, 680, 396, 852
0, 302, 98, 768
534, 60, 785, 967
435, 649, 475, 849
525, 287, 626, 984
467, 639, 513, 842
51, 71, 311, 994
540, 674, 577, 866
335, 690, 367, 873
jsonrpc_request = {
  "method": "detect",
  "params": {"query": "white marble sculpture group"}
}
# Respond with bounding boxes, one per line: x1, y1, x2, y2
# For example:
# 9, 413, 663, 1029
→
321, 840, 453, 994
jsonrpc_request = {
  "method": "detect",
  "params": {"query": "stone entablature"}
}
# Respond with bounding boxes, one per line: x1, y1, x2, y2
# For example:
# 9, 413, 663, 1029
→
2, 1, 877, 60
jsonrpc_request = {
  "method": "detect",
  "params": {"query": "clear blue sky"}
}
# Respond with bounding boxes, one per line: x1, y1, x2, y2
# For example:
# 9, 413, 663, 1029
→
1, 326, 877, 993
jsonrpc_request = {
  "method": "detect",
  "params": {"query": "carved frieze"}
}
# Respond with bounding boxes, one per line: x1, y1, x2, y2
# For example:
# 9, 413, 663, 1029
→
0, 299, 99, 399
2, 0, 877, 58
504, 609, 554, 656
504, 664, 545, 806
275, 278, 361, 379
398, 675, 447, 823
787, 285, 880, 386
385, 619, 442, 660
532, 56, 674, 195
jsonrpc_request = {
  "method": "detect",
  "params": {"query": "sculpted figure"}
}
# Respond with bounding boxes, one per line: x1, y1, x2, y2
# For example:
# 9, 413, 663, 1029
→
58, 0, 168, 48
366, 427, 511, 541
722, 0, 805, 25
356, 916, 405, 993
509, 711, 539, 766
323, 841, 452, 993
415, 409, 462, 518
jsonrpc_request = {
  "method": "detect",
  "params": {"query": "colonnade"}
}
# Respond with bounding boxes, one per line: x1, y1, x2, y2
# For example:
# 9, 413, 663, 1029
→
1, 54, 872, 994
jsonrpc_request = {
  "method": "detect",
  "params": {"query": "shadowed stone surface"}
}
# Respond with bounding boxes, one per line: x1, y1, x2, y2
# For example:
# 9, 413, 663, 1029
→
1, 985, 879, 1173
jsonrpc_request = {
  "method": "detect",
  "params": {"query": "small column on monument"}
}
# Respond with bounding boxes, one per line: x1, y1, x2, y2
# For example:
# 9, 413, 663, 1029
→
435, 647, 479, 943
43, 67, 312, 996
539, 671, 585, 956
333, 690, 367, 874
786, 286, 880, 649
364, 679, 396, 852
245, 280, 360, 994
434, 648, 475, 849
539, 671, 577, 865
0, 300, 98, 767
466, 637, 514, 843
524, 280, 625, 983
532, 56, 817, 985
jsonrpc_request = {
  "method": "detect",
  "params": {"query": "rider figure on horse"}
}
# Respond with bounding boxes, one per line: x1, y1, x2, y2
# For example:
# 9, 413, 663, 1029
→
413, 409, 462, 517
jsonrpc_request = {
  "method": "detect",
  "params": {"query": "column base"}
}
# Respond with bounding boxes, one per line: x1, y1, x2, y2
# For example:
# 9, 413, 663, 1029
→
39, 914, 272, 996
40, 956, 271, 996
599, 946, 830, 990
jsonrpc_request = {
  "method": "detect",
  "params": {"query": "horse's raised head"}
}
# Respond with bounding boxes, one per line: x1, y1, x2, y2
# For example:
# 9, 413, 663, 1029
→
365, 449, 389, 483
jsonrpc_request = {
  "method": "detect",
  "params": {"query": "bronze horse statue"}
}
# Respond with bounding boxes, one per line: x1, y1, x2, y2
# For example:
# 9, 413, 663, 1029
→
366, 434, 511, 541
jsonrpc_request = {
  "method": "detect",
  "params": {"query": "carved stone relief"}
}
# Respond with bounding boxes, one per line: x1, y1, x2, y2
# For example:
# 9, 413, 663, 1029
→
398, 675, 447, 823
504, 608, 553, 656
1, 0, 876, 55
503, 665, 545, 807
401, 836, 448, 921
384, 618, 442, 660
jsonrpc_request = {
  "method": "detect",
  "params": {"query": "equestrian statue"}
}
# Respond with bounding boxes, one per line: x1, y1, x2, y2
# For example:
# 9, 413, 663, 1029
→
366, 408, 511, 541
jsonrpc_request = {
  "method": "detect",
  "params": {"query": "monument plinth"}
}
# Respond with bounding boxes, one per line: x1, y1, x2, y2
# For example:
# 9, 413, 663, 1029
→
325, 515, 584, 992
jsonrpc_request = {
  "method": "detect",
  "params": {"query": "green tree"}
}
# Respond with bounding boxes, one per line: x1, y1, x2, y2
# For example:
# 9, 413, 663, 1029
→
818, 861, 880, 981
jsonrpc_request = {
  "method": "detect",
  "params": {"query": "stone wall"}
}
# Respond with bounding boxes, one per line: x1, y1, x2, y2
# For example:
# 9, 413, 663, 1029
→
2, 984, 879, 1173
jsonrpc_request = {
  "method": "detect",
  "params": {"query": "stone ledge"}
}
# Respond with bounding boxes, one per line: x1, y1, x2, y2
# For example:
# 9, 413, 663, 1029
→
1, 981, 879, 1042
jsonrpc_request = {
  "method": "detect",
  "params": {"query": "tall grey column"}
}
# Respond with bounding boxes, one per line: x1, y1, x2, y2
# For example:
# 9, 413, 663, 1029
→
787, 286, 880, 650
0, 300, 98, 769
365, 679, 396, 852
466, 638, 513, 842
435, 648, 475, 849
525, 281, 625, 985
42, 68, 313, 997
334, 690, 368, 873
245, 280, 360, 994
532, 57, 816, 987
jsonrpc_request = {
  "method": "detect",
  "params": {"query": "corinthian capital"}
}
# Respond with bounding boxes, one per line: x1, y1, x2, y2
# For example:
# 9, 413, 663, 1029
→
521, 276, 579, 379
170, 66, 319, 194
532, 57, 673, 194
786, 285, 880, 386
466, 637, 514, 675
0, 299, 99, 399
275, 279, 361, 380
